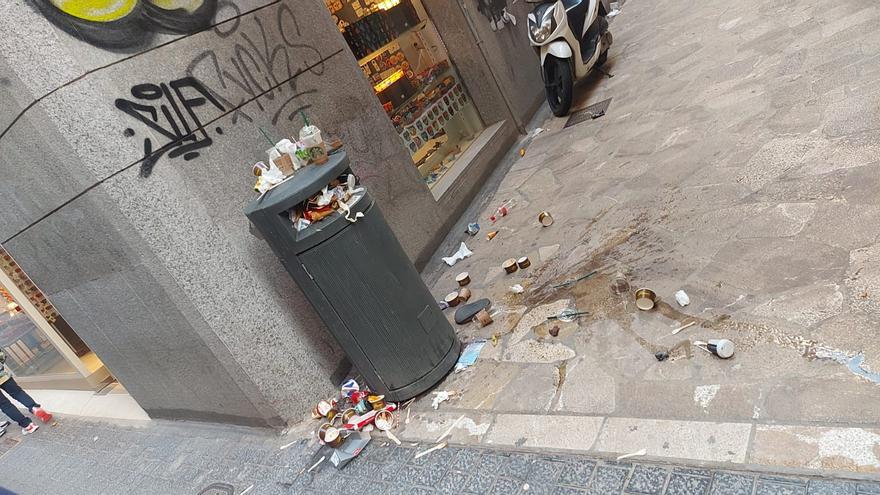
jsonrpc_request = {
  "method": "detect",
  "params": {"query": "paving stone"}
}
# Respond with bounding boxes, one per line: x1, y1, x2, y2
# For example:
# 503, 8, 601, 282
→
464, 472, 497, 494
857, 482, 880, 494
807, 480, 857, 495
497, 453, 535, 480
711, 472, 757, 495
586, 466, 629, 495
491, 477, 523, 494
666, 473, 712, 495
436, 472, 470, 494
626, 465, 670, 495
755, 479, 808, 495
558, 461, 597, 487
527, 459, 565, 485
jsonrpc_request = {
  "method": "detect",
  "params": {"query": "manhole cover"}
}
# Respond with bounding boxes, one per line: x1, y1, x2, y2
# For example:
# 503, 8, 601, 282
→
564, 97, 612, 128
198, 483, 234, 495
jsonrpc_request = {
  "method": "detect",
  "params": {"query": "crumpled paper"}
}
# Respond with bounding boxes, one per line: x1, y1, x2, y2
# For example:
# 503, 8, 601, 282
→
442, 242, 473, 266
254, 161, 286, 194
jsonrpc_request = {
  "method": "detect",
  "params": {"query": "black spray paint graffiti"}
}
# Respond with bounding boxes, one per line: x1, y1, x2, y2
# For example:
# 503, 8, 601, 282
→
116, 77, 225, 178
31, 0, 218, 50
476, 0, 516, 32
186, 3, 325, 127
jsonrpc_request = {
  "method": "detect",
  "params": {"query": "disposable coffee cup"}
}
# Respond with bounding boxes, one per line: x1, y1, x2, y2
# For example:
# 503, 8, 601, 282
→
707, 339, 735, 359
299, 125, 328, 164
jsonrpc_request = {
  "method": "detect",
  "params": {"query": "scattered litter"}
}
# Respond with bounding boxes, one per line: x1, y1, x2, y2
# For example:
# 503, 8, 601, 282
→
385, 430, 402, 445
635, 288, 657, 310
517, 257, 531, 269
549, 325, 560, 337
519, 148, 526, 157
487, 231, 499, 241
491, 334, 500, 346
445, 292, 462, 307
443, 242, 473, 266
432, 391, 455, 409
528, 127, 545, 138
503, 258, 518, 274
490, 199, 517, 222
466, 222, 480, 236
436, 414, 465, 443
406, 408, 412, 424
510, 284, 525, 294
616, 448, 647, 461
671, 321, 696, 335
523, 483, 530, 491
552, 270, 598, 289
329, 431, 371, 469
611, 272, 630, 295
655, 351, 669, 362
239, 485, 254, 495
814, 347, 880, 384
538, 211, 554, 227
438, 300, 450, 310
548, 309, 589, 322
415, 442, 447, 459
279, 440, 299, 450
341, 379, 359, 397
307, 456, 326, 473
458, 287, 472, 303
675, 290, 690, 307
456, 272, 471, 286
455, 340, 487, 372
474, 309, 493, 327
455, 298, 491, 324
695, 339, 735, 359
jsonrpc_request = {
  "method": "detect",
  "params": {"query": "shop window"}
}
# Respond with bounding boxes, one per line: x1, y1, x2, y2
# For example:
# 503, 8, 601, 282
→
326, 0, 485, 190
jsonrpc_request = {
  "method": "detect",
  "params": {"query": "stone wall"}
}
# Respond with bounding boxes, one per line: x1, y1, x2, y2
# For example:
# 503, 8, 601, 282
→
0, 0, 446, 426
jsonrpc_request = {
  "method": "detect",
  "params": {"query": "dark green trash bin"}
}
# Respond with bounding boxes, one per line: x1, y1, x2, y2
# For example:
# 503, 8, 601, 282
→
244, 152, 460, 401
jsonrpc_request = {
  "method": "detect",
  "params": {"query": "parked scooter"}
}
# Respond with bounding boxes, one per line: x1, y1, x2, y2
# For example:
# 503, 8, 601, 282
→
527, 0, 614, 116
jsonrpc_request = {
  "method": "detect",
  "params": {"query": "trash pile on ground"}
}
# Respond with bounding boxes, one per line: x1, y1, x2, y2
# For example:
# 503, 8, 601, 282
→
307, 378, 406, 470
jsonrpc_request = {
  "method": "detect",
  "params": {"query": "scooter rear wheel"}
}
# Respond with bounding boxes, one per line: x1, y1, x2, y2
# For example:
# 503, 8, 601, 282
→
544, 56, 573, 117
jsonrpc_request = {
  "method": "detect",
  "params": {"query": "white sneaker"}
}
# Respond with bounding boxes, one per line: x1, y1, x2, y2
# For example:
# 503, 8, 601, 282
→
22, 423, 39, 435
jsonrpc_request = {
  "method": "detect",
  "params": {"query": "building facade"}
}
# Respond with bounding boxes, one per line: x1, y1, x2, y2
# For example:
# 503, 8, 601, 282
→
0, 0, 543, 427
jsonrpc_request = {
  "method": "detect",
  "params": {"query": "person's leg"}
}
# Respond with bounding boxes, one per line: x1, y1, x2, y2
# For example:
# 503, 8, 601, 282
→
0, 386, 32, 428
0, 378, 39, 412
1, 378, 52, 423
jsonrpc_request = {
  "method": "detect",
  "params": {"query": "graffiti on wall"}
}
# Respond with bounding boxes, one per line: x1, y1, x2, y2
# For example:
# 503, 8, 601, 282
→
31, 0, 219, 49
116, 77, 226, 178
186, 3, 325, 127
93, 2, 334, 177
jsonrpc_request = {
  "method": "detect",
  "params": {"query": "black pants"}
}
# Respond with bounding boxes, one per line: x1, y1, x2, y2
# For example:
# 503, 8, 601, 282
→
0, 378, 39, 428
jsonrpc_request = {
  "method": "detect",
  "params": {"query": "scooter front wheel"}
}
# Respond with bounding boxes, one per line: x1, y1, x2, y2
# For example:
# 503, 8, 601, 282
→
544, 56, 573, 117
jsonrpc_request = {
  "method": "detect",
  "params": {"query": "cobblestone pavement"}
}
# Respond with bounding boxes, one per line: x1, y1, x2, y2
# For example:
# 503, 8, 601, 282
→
0, 417, 877, 495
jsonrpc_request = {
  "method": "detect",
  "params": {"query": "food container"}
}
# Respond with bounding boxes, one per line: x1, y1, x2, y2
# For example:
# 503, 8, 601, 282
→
538, 211, 554, 227
299, 125, 328, 164
635, 288, 657, 311
457, 287, 472, 302
445, 291, 461, 307
374, 410, 394, 431
368, 395, 387, 411
517, 257, 531, 269
456, 272, 471, 286
502, 259, 518, 274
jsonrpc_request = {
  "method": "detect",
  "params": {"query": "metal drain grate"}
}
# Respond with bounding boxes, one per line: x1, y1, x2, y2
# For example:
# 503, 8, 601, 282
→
198, 483, 235, 495
564, 97, 612, 128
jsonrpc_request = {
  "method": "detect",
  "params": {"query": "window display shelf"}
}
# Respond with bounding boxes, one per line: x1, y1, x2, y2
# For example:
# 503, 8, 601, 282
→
357, 20, 426, 67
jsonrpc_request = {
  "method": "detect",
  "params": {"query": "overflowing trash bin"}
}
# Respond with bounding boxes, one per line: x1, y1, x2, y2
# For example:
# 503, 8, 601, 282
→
244, 151, 460, 402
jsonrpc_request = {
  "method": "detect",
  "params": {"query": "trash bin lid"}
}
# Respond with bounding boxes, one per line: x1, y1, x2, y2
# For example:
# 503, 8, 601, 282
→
244, 151, 351, 222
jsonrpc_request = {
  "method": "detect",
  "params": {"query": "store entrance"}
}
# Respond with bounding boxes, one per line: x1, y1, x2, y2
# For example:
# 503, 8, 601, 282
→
326, 0, 485, 191
0, 247, 111, 390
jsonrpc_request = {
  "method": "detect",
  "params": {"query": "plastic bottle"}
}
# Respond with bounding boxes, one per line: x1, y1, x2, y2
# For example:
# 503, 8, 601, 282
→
490, 199, 517, 222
